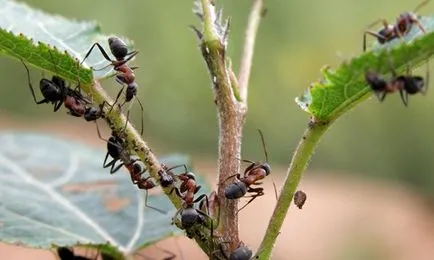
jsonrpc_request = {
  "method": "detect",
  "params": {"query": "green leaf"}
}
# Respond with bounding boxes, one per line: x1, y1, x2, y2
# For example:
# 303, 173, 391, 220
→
0, 0, 134, 85
295, 15, 434, 122
0, 133, 210, 257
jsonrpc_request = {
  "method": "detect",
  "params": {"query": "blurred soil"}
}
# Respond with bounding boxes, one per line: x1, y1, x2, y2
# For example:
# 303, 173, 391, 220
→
1, 114, 434, 260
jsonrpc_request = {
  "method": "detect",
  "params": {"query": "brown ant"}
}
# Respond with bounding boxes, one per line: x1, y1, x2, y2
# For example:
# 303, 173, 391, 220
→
223, 129, 272, 212
363, 0, 430, 51
80, 36, 144, 135
127, 155, 167, 214
170, 165, 213, 232
365, 58, 429, 106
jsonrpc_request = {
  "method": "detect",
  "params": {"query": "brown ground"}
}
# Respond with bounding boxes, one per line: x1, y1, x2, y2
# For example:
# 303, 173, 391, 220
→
1, 115, 434, 260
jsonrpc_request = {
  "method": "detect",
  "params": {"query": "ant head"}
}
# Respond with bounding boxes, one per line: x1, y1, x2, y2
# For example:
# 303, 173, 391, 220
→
404, 75, 425, 94
182, 171, 196, 180
131, 160, 146, 175
399, 12, 420, 23
108, 36, 128, 61
126, 82, 138, 101
262, 163, 271, 176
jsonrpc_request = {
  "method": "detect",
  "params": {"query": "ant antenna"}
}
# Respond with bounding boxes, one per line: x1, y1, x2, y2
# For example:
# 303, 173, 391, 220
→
257, 129, 278, 200
414, 0, 431, 12
257, 129, 268, 162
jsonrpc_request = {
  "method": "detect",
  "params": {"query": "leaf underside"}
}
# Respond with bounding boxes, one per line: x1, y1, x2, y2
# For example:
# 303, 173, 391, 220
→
0, 0, 134, 85
296, 15, 434, 122
0, 133, 209, 257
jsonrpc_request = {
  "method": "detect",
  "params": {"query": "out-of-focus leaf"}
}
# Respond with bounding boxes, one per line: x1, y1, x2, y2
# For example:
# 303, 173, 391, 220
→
295, 15, 434, 122
0, 133, 210, 256
0, 0, 134, 84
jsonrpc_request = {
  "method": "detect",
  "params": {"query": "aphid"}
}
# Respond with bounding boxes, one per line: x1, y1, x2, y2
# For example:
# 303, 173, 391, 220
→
365, 60, 428, 106
294, 190, 307, 209
80, 36, 144, 135
21, 58, 91, 117
224, 129, 272, 212
363, 0, 430, 51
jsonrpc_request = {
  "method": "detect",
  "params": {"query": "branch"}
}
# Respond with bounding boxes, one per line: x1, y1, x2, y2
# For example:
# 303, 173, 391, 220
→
83, 80, 213, 252
198, 0, 243, 249
255, 119, 331, 259
238, 0, 265, 101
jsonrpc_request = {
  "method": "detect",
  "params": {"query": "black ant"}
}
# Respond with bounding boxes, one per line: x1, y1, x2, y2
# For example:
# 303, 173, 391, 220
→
363, 0, 430, 51
21, 57, 107, 122
223, 129, 272, 212
21, 58, 93, 117
365, 58, 429, 106
80, 36, 144, 135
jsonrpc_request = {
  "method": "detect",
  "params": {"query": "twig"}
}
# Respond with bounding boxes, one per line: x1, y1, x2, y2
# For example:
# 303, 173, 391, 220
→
238, 0, 265, 101
255, 120, 331, 259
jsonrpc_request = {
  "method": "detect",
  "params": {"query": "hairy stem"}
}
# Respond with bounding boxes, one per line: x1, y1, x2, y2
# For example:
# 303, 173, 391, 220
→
255, 119, 331, 259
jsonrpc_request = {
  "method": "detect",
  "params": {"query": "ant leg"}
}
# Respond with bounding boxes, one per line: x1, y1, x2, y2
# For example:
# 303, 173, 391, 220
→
154, 243, 177, 260
136, 97, 145, 136
414, 0, 431, 13
113, 51, 139, 69
110, 161, 125, 174
81, 42, 113, 66
376, 91, 387, 102
363, 30, 388, 52
219, 173, 241, 185
399, 89, 409, 106
109, 87, 125, 113
165, 164, 189, 173
237, 188, 264, 213
414, 19, 426, 34
20, 59, 48, 104
144, 189, 167, 214
53, 100, 64, 112
171, 207, 183, 225
424, 59, 430, 94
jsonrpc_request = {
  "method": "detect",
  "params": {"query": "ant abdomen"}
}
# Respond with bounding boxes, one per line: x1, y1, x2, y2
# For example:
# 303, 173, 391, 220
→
40, 79, 63, 100
225, 182, 247, 199
108, 37, 129, 61
229, 245, 253, 260
401, 75, 425, 94
181, 207, 205, 229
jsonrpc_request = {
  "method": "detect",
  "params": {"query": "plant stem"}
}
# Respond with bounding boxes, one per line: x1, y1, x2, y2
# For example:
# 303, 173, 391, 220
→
238, 0, 264, 101
255, 120, 331, 259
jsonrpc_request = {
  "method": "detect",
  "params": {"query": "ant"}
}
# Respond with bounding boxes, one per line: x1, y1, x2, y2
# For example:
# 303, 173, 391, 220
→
365, 57, 429, 106
80, 36, 144, 135
170, 165, 214, 232
21, 58, 93, 117
214, 242, 252, 260
363, 0, 430, 51
128, 155, 167, 214
223, 129, 272, 212
21, 57, 106, 122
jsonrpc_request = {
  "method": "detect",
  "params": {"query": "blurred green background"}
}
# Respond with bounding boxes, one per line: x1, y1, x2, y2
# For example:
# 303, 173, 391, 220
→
1, 0, 434, 199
